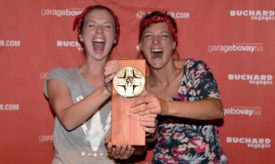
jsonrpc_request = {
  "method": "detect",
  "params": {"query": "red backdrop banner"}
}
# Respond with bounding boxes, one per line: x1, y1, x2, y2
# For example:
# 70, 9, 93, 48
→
0, 0, 274, 163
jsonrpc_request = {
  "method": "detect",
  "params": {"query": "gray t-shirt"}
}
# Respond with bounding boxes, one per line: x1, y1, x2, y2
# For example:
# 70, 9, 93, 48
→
44, 68, 114, 164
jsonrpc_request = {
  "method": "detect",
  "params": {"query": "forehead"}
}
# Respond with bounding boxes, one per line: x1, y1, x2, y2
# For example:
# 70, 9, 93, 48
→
143, 22, 170, 33
85, 9, 115, 23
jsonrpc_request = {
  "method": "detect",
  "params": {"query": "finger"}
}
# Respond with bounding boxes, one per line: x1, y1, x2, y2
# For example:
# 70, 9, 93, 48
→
129, 103, 146, 115
125, 146, 134, 159
138, 103, 160, 116
105, 135, 111, 142
140, 113, 157, 119
104, 62, 119, 77
140, 119, 156, 128
107, 61, 119, 73
138, 89, 148, 97
105, 74, 115, 83
140, 117, 156, 124
143, 126, 156, 134
131, 91, 152, 107
113, 144, 122, 157
131, 96, 146, 108
106, 142, 113, 154
119, 145, 127, 159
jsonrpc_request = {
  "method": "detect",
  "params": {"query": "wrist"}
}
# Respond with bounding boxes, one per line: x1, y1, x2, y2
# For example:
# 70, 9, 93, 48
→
160, 99, 170, 115
103, 84, 112, 96
146, 130, 157, 143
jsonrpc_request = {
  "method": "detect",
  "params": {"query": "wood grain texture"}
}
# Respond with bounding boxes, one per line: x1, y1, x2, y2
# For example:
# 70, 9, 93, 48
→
111, 60, 146, 145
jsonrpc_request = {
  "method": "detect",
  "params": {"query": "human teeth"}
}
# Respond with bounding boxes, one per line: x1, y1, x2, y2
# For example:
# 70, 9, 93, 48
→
93, 38, 104, 43
151, 49, 163, 59
151, 48, 162, 52
93, 38, 105, 53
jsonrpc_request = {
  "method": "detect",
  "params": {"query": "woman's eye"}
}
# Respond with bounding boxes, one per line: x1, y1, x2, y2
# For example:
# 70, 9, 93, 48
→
144, 34, 152, 39
160, 34, 169, 38
88, 24, 95, 28
104, 25, 112, 29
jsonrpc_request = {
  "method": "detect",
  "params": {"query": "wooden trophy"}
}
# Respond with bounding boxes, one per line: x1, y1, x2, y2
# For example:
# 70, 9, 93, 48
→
111, 60, 146, 145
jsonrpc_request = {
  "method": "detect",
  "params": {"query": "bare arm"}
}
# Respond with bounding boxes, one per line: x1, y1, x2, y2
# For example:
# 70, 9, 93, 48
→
160, 97, 224, 120
47, 79, 111, 130
133, 60, 224, 120
132, 94, 224, 121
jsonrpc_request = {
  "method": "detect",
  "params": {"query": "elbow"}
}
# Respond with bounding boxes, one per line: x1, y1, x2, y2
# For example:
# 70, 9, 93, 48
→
209, 98, 224, 119
215, 99, 224, 119
216, 109, 224, 119
54, 109, 77, 131
59, 118, 77, 131
63, 123, 75, 131
63, 120, 79, 131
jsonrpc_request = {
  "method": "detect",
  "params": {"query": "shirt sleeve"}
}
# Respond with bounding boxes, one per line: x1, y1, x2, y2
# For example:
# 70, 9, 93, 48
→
43, 68, 69, 98
190, 60, 221, 100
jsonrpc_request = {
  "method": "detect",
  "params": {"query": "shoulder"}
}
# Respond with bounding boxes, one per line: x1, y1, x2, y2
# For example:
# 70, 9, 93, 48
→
185, 58, 208, 68
44, 67, 78, 97
47, 67, 78, 80
174, 58, 209, 70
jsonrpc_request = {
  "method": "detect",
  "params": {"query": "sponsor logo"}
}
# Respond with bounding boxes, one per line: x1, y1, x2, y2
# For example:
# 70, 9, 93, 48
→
40, 72, 48, 80
230, 10, 275, 21
224, 106, 262, 116
41, 8, 82, 17
168, 11, 190, 19
38, 135, 53, 143
226, 137, 271, 149
228, 74, 273, 85
0, 40, 21, 47
136, 10, 190, 19
0, 104, 20, 111
56, 40, 82, 51
208, 43, 263, 53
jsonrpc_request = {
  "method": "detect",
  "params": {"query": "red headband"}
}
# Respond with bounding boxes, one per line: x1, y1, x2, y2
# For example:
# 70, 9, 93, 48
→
139, 14, 178, 45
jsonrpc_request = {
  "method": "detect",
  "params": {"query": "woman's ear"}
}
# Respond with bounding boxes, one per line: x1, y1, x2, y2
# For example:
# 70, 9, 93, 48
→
79, 34, 84, 42
172, 41, 176, 51
139, 43, 142, 51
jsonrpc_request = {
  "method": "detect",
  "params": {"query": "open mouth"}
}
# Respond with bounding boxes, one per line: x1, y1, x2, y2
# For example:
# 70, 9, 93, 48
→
93, 38, 105, 53
151, 48, 163, 59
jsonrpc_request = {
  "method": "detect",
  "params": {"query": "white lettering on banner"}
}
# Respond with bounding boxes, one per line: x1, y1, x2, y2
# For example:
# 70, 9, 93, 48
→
41, 8, 82, 17
228, 74, 273, 86
167, 11, 190, 19
0, 104, 20, 111
136, 11, 146, 19
208, 43, 263, 53
226, 137, 271, 149
40, 72, 48, 80
38, 135, 53, 142
230, 10, 275, 21
136, 11, 190, 19
56, 40, 82, 51
224, 106, 261, 116
0, 40, 21, 47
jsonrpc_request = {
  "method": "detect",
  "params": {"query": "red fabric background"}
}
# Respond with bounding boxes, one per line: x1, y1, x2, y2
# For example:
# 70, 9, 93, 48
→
0, 0, 274, 163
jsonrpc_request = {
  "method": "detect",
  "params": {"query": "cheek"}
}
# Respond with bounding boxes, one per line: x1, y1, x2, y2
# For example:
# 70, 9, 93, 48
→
106, 31, 116, 42
141, 40, 152, 49
161, 40, 174, 50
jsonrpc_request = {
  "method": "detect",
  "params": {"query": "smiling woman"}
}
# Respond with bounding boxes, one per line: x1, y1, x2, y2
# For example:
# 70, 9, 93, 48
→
43, 5, 156, 164
136, 11, 228, 163
43, 5, 120, 164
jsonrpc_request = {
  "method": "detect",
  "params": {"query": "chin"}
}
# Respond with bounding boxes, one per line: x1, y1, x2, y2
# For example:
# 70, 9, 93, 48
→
150, 63, 164, 70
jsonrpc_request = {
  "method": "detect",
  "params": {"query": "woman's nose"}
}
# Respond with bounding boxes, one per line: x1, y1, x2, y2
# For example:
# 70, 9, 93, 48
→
95, 25, 103, 34
152, 36, 160, 44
